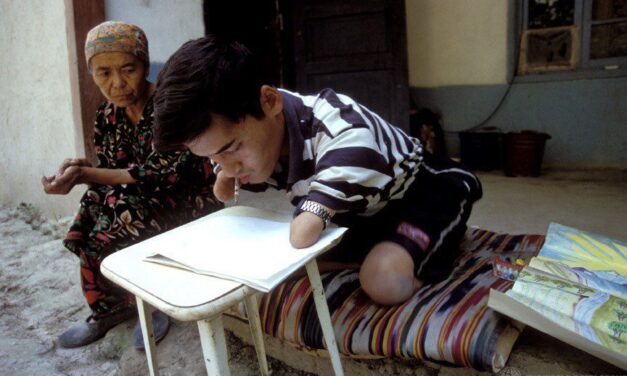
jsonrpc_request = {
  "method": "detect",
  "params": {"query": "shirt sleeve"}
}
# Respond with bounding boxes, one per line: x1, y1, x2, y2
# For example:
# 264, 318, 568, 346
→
306, 126, 395, 214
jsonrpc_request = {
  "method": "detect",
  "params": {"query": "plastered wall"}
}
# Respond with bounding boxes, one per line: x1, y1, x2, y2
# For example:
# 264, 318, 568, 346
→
0, 0, 206, 217
405, 0, 626, 167
405, 0, 511, 87
0, 0, 83, 218
105, 0, 204, 80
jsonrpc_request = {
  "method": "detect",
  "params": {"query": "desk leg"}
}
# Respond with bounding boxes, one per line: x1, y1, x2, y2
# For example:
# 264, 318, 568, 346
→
305, 259, 344, 376
136, 297, 159, 376
244, 294, 269, 376
197, 314, 230, 376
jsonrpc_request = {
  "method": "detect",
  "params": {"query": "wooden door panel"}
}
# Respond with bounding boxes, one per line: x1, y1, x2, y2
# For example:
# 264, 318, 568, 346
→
308, 70, 394, 121
305, 13, 388, 58
291, 0, 409, 130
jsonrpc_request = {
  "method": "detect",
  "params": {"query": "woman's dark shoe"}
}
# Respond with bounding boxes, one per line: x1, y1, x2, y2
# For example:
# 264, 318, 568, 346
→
132, 310, 170, 349
58, 308, 136, 348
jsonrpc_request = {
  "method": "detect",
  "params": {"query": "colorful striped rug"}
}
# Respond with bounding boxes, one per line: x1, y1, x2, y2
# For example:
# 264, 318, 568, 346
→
227, 228, 545, 372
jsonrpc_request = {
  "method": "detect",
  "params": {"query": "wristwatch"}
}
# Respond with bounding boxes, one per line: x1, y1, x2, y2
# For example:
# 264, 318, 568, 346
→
298, 200, 332, 229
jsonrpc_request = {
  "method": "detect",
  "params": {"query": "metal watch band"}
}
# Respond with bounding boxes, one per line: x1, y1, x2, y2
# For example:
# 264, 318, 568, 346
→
300, 200, 331, 229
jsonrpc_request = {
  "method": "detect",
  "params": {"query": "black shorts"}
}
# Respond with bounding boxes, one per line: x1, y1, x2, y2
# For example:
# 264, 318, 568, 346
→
320, 153, 482, 283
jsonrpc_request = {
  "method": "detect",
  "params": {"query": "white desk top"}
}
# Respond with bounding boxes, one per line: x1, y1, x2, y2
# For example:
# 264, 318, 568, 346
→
101, 240, 253, 321
100, 206, 338, 322
100, 208, 281, 321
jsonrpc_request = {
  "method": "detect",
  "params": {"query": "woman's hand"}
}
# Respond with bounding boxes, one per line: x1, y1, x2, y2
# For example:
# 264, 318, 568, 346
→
56, 158, 92, 177
42, 164, 135, 195
41, 165, 83, 195
213, 170, 236, 202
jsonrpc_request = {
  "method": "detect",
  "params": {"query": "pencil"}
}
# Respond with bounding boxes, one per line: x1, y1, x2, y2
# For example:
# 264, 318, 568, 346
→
234, 178, 240, 205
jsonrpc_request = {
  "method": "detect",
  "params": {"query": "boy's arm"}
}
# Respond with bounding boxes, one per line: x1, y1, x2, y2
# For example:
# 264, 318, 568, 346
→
213, 170, 236, 202
290, 201, 335, 248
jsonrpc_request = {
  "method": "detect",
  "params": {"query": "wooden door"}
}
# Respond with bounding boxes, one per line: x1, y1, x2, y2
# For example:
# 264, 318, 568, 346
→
289, 0, 409, 130
72, 0, 105, 164
204, 1, 284, 86
204, 0, 410, 130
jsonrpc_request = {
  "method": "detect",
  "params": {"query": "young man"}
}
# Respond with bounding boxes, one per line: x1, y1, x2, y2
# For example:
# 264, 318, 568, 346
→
153, 36, 482, 306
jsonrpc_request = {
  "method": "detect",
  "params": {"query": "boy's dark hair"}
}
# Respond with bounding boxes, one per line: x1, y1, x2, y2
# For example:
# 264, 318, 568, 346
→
153, 35, 266, 151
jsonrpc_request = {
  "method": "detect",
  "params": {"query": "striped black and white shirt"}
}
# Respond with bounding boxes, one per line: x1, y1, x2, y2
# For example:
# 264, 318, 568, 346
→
266, 88, 424, 224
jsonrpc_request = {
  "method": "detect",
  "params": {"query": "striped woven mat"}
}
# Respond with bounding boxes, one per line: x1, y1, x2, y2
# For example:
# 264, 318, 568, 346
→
228, 228, 544, 372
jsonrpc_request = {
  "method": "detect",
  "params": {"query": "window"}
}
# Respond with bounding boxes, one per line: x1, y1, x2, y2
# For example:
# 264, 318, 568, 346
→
519, 0, 627, 75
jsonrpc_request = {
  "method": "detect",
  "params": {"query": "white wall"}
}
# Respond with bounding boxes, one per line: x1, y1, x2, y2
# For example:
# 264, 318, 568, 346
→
0, 0, 206, 217
0, 0, 83, 217
105, 0, 204, 64
405, 0, 511, 87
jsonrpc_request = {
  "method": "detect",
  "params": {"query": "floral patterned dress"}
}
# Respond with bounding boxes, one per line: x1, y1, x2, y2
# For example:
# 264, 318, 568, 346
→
64, 97, 222, 318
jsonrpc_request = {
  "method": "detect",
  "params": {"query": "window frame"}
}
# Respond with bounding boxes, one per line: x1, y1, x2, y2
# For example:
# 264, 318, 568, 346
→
517, 0, 627, 80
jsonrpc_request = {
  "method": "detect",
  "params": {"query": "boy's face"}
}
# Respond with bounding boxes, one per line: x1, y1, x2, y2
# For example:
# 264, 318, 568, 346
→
186, 88, 285, 185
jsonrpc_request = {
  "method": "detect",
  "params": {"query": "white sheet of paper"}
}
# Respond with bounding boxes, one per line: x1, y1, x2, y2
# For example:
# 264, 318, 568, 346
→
142, 212, 347, 292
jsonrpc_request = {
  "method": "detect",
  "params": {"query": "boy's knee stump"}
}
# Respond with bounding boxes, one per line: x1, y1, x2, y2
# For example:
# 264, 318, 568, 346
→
359, 241, 418, 305
359, 268, 416, 305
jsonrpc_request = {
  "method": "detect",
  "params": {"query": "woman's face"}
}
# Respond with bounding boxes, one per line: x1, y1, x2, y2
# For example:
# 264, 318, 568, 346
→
90, 52, 148, 109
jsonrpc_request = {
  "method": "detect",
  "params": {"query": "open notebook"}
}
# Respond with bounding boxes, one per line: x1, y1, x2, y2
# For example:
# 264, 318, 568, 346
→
489, 223, 627, 370
142, 206, 348, 292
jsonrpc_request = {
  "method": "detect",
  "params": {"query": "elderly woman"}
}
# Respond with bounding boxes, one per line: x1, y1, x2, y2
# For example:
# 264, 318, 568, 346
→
42, 21, 222, 348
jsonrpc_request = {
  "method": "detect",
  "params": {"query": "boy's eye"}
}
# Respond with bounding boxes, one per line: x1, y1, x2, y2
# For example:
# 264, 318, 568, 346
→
224, 142, 241, 155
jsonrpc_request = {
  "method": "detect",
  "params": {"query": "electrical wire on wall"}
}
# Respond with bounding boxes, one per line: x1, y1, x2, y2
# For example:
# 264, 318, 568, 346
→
448, 33, 522, 134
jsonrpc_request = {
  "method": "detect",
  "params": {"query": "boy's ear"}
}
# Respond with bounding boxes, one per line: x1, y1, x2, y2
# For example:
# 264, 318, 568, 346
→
260, 85, 283, 116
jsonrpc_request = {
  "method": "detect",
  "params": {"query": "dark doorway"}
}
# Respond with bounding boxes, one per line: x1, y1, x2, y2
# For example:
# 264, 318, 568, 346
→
290, 0, 409, 130
204, 0, 409, 130
203, 1, 289, 87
